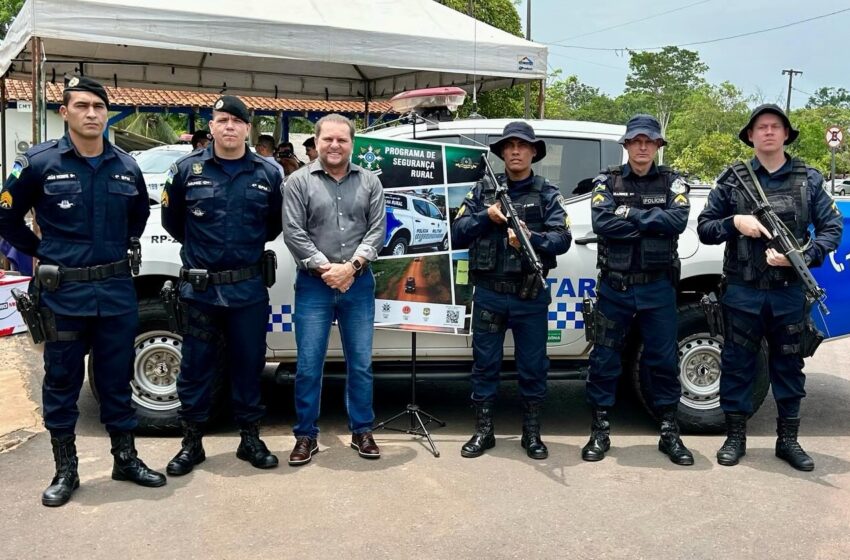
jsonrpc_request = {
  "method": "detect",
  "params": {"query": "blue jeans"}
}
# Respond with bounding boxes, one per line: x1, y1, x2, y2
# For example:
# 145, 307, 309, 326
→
293, 270, 376, 438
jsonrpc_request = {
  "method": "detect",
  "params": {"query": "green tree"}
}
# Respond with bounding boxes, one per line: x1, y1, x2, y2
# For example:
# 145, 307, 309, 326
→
624, 47, 708, 163
0, 0, 24, 40
544, 73, 627, 124
788, 106, 850, 175
114, 112, 178, 145
806, 87, 850, 110
672, 132, 750, 182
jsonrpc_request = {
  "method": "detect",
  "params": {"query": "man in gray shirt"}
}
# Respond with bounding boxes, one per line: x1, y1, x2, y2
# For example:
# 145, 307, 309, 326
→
283, 113, 386, 466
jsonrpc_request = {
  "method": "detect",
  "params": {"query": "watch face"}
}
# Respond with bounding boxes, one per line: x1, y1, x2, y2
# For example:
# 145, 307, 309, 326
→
351, 259, 362, 271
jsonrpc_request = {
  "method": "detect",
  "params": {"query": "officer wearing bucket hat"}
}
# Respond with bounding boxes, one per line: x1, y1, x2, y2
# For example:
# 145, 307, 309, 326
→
582, 114, 695, 466
698, 104, 842, 471
452, 121, 571, 460
162, 95, 284, 475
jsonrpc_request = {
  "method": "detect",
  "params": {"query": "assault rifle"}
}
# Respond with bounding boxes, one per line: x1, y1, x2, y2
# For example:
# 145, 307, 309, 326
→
481, 155, 545, 298
727, 164, 829, 315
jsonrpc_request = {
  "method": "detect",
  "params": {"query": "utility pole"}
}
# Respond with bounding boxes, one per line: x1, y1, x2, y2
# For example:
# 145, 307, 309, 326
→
782, 68, 803, 114
524, 0, 532, 118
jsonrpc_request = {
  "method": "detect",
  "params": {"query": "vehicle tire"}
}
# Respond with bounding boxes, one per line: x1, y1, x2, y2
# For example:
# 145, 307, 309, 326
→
384, 233, 409, 257
629, 302, 770, 434
440, 234, 449, 251
87, 296, 225, 433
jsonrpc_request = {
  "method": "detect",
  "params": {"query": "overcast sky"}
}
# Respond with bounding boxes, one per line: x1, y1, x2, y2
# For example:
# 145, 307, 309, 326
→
516, 0, 848, 108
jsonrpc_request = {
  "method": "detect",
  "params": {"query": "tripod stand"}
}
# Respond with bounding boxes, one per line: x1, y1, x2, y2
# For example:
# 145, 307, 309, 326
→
375, 332, 446, 457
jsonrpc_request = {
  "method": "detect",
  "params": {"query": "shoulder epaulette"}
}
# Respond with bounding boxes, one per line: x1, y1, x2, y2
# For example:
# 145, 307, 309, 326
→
26, 139, 59, 157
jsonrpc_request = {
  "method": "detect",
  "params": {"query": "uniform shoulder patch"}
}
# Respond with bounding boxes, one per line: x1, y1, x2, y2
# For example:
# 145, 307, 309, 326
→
593, 174, 607, 185
670, 177, 689, 194
10, 155, 28, 179
555, 194, 569, 212
165, 163, 177, 185
0, 190, 12, 209
592, 193, 605, 206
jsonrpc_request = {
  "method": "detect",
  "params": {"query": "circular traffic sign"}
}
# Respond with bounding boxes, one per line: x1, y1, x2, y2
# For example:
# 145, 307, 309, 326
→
826, 126, 843, 148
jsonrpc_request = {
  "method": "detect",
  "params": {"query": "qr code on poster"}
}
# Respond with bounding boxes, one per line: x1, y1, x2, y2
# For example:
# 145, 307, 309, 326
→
445, 308, 460, 325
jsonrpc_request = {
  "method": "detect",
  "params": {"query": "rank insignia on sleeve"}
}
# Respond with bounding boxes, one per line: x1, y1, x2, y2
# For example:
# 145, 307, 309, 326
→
455, 203, 466, 217
465, 189, 474, 199
192, 162, 203, 175
160, 189, 169, 208
673, 193, 689, 206
564, 215, 571, 228
0, 190, 12, 209
592, 193, 604, 206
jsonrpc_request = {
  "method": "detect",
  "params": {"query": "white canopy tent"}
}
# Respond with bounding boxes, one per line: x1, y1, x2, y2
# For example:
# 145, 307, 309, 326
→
0, 0, 547, 100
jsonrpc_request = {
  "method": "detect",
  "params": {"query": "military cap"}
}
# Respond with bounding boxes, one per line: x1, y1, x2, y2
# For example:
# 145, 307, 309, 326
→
619, 114, 666, 146
302, 137, 316, 149
738, 103, 799, 147
212, 95, 250, 123
64, 76, 109, 109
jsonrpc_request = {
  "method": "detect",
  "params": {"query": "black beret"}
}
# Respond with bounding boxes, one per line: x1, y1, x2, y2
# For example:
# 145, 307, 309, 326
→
212, 95, 250, 123
302, 137, 315, 149
64, 76, 109, 109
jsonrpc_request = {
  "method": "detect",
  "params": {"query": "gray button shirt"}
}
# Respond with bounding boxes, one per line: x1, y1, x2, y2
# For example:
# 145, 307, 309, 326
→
283, 159, 386, 270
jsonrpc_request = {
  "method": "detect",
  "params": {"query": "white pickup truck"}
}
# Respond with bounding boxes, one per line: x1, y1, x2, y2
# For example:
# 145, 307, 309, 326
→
111, 117, 850, 434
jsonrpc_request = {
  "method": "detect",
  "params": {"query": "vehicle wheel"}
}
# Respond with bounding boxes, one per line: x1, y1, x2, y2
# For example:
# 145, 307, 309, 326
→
386, 234, 409, 257
839, 189, 845, 196
87, 297, 224, 433
440, 234, 449, 251
630, 302, 770, 434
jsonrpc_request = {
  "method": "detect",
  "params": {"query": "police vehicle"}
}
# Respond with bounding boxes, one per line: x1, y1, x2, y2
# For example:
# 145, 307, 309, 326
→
116, 89, 850, 434
134, 144, 193, 202
383, 191, 449, 255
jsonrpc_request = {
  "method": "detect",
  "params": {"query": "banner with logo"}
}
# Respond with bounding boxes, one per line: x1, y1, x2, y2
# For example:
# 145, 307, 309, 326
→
354, 135, 486, 334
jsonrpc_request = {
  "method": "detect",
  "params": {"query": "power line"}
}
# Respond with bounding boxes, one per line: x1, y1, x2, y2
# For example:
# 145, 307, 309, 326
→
544, 7, 850, 52
549, 0, 714, 44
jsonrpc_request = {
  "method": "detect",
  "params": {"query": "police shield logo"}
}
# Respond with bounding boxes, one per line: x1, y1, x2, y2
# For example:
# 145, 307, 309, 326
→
214, 99, 224, 110
192, 162, 203, 175
57, 200, 75, 210
670, 177, 689, 195
0, 190, 12, 209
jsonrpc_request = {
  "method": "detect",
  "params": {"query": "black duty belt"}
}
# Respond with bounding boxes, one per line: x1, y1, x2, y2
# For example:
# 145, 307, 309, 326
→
50, 259, 131, 282
475, 278, 522, 294
180, 264, 262, 285
726, 276, 800, 291
603, 270, 668, 290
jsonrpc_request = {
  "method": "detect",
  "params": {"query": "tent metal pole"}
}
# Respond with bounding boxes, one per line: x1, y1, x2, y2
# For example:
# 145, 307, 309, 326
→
1, 77, 7, 182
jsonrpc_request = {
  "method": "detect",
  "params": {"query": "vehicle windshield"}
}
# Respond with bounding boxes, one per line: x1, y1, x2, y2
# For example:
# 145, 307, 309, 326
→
135, 149, 187, 174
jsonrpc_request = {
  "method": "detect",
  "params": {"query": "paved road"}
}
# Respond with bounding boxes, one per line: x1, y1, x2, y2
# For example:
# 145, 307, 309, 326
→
1, 336, 849, 559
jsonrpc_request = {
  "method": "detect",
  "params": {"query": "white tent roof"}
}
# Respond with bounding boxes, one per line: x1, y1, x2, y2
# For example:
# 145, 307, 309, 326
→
0, 0, 547, 100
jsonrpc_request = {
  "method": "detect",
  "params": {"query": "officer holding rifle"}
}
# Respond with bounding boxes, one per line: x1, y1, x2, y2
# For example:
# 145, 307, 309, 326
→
452, 122, 571, 460
698, 104, 842, 471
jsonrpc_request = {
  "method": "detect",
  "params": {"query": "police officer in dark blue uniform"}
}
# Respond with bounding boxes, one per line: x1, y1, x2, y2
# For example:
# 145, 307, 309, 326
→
452, 122, 571, 460
162, 96, 283, 475
698, 104, 842, 471
0, 77, 166, 506
583, 114, 694, 466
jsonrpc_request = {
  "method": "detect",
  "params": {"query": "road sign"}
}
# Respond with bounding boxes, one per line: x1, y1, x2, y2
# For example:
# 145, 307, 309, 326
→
826, 126, 843, 148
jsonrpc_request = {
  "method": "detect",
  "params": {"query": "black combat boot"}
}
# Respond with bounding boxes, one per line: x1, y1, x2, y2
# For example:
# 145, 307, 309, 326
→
716, 413, 748, 466
110, 432, 167, 487
581, 408, 611, 462
657, 406, 694, 466
236, 421, 279, 469
775, 417, 814, 471
166, 420, 206, 476
461, 402, 495, 458
42, 434, 80, 507
520, 401, 548, 460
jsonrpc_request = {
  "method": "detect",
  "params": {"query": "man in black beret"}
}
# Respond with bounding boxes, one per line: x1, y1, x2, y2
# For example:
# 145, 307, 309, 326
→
698, 104, 843, 471
302, 136, 318, 162
0, 76, 165, 506
162, 95, 284, 476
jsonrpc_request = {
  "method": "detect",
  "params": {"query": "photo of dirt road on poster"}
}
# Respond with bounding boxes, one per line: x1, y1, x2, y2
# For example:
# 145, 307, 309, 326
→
374, 255, 452, 305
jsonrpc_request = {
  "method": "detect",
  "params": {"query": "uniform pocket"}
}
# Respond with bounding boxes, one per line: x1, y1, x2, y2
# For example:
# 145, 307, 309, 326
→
243, 185, 270, 231
106, 177, 138, 240
42, 180, 88, 239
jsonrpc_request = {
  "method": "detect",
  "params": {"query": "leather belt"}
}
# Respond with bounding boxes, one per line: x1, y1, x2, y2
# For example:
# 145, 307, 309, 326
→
180, 264, 261, 285
52, 259, 131, 282
603, 270, 668, 290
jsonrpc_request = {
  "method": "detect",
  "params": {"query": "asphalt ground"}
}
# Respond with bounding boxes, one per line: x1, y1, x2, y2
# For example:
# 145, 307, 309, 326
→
1, 334, 849, 559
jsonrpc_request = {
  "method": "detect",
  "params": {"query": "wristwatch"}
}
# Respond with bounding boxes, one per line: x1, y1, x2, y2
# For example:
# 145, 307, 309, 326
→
349, 258, 363, 272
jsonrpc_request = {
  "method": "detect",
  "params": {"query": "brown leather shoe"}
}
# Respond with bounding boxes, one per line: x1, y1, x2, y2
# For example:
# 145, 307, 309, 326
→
288, 437, 318, 466
350, 432, 381, 459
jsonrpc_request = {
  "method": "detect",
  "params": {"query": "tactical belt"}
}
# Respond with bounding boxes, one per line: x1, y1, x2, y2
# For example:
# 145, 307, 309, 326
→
603, 270, 667, 290
43, 259, 131, 282
180, 264, 262, 285
475, 278, 523, 294
726, 276, 800, 290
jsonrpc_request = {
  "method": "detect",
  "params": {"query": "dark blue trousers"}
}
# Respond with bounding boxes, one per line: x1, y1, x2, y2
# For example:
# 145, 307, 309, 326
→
586, 280, 681, 409
43, 310, 139, 436
720, 286, 807, 418
177, 298, 268, 424
470, 286, 550, 404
